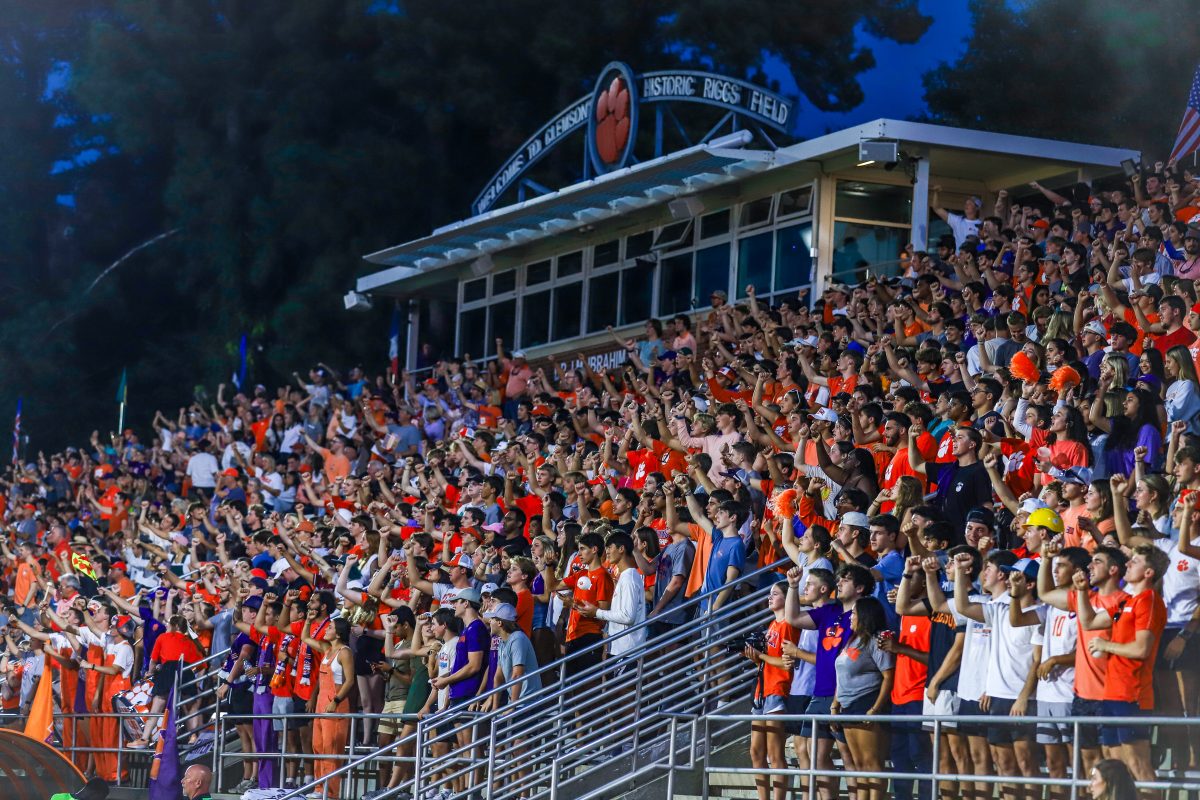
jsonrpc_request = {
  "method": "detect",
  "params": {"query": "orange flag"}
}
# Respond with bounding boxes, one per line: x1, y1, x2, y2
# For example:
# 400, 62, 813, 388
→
22, 665, 55, 746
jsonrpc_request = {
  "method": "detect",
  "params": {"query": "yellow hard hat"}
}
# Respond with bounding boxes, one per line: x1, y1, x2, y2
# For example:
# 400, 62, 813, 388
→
1026, 507, 1064, 534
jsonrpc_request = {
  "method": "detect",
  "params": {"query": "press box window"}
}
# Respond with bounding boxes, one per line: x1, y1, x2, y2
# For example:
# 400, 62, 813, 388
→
462, 277, 487, 304
558, 250, 583, 277
777, 186, 813, 218
738, 196, 773, 229
492, 271, 517, 295
525, 260, 551, 286
651, 219, 693, 251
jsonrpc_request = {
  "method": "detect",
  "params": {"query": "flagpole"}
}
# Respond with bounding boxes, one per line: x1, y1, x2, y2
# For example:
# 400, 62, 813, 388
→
118, 400, 126, 434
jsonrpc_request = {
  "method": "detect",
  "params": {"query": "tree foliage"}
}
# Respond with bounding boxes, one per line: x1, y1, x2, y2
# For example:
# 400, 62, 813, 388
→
0, 0, 930, 450
923, 0, 1200, 156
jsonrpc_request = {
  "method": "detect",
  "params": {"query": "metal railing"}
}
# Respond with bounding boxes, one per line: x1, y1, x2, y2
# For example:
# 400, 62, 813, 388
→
273, 557, 789, 800
682, 712, 1200, 800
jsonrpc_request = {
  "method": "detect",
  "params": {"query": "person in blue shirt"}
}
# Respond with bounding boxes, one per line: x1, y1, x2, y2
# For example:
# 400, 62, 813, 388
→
680, 488, 748, 613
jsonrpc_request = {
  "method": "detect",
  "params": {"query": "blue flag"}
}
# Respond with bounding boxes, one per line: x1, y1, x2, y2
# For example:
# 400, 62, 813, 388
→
148, 687, 182, 800
232, 333, 248, 390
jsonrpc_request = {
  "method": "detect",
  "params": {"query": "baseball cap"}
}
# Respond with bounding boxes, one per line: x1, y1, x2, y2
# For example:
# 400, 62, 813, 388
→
480, 582, 499, 595
1031, 219, 1049, 230
223, 468, 239, 477
841, 511, 870, 529
829, 283, 851, 295
110, 561, 127, 572
999, 557, 1039, 581
270, 558, 291, 578
1019, 497, 1049, 515
447, 553, 474, 570
455, 587, 482, 604
1039, 253, 1060, 263
1082, 320, 1107, 337
481, 523, 504, 534
1054, 466, 1094, 485
965, 508, 995, 528
711, 289, 728, 301
511, 350, 527, 360
1186, 228, 1200, 241
484, 603, 517, 622
812, 408, 839, 423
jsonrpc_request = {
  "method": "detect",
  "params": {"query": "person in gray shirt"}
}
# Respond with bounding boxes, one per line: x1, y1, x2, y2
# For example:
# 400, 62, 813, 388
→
486, 603, 541, 705
632, 526, 694, 632
832, 596, 894, 800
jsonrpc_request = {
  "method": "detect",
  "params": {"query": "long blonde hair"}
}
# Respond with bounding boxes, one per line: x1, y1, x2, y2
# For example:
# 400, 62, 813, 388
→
1167, 345, 1199, 387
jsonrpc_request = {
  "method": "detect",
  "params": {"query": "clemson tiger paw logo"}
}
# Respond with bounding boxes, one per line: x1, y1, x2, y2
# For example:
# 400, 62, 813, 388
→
594, 76, 630, 165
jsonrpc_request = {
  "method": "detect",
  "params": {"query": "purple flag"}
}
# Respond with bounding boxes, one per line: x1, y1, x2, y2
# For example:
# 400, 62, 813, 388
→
148, 687, 182, 800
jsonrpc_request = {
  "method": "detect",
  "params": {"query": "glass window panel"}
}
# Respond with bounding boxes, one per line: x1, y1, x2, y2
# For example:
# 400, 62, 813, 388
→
463, 278, 487, 304
736, 232, 772, 299
587, 275, 618, 333
832, 221, 909, 285
620, 265, 654, 325
738, 196, 772, 228
778, 185, 813, 217
775, 223, 814, 290
695, 243, 731, 304
652, 219, 693, 251
593, 240, 619, 268
699, 209, 730, 239
521, 290, 551, 349
553, 282, 583, 341
526, 260, 551, 286
625, 231, 653, 260
459, 306, 487, 358
657, 253, 693, 317
558, 250, 583, 277
834, 181, 911, 224
488, 300, 516, 356
492, 270, 517, 294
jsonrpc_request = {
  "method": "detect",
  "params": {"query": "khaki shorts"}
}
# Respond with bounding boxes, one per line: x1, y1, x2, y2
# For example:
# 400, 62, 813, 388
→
378, 698, 408, 736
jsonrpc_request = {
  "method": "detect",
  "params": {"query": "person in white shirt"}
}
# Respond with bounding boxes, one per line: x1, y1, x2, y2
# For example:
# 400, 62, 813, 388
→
185, 440, 220, 498
932, 190, 982, 248
577, 530, 647, 660
1010, 547, 1088, 797
954, 550, 1040, 800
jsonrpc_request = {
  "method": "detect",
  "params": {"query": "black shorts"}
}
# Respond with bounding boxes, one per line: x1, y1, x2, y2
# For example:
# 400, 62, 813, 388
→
1099, 700, 1149, 747
563, 633, 604, 679
784, 694, 811, 736
800, 695, 834, 740
228, 684, 254, 718
957, 698, 988, 738
1157, 628, 1200, 670
985, 697, 1029, 746
1070, 696, 1104, 751
152, 661, 196, 700
436, 694, 473, 741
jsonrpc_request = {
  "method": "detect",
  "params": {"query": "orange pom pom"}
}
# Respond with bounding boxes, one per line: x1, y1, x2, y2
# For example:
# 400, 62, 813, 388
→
772, 488, 798, 519
1049, 365, 1081, 393
1009, 351, 1041, 384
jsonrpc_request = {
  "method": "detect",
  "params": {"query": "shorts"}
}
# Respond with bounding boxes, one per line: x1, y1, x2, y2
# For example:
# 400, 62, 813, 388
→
378, 698, 408, 736
956, 698, 988, 738
1070, 696, 1104, 750
1035, 700, 1073, 745
921, 688, 960, 731
271, 695, 302, 732
436, 695, 473, 740
228, 684, 253, 718
800, 695, 835, 740
836, 694, 886, 733
563, 633, 604, 679
985, 697, 1027, 746
1157, 628, 1200, 670
751, 695, 787, 716
1099, 700, 1149, 747
784, 694, 811, 736
152, 661, 180, 699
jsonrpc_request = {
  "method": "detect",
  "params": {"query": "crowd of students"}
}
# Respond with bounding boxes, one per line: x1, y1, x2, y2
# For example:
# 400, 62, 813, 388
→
1, 161, 1200, 800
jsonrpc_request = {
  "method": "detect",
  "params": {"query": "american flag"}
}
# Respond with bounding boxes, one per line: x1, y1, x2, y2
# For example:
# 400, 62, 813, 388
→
10, 398, 20, 465
1170, 65, 1200, 164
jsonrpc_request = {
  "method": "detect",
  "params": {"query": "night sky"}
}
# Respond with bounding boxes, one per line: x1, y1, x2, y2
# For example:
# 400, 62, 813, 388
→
777, 0, 972, 137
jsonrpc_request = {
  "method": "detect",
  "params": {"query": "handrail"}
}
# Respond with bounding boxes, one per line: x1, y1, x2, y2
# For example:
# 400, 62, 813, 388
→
278, 557, 789, 799
689, 712, 1200, 799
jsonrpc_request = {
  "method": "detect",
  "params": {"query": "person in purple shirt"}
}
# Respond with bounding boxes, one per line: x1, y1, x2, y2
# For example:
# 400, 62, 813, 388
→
430, 586, 489, 797
1091, 382, 1163, 476
784, 562, 875, 800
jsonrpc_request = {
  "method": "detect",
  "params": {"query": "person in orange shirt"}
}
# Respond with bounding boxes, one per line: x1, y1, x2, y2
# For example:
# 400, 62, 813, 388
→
304, 433, 351, 485
107, 561, 137, 599
742, 581, 799, 800
559, 532, 613, 680
1075, 544, 1168, 786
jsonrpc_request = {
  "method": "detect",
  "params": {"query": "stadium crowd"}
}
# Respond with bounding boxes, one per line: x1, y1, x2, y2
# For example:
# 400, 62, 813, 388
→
2, 162, 1200, 800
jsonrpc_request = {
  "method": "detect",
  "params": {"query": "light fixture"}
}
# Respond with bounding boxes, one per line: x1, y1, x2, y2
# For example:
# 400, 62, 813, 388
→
856, 160, 875, 168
